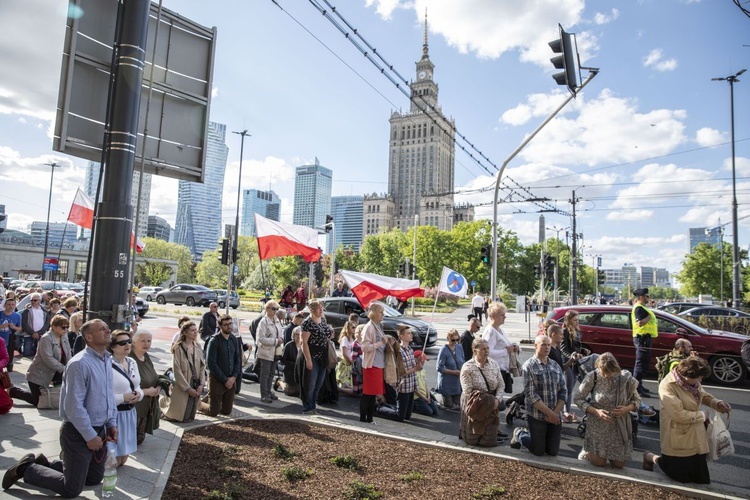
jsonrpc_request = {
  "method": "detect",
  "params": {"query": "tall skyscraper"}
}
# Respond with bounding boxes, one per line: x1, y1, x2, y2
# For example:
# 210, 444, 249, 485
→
30, 221, 79, 247
326, 195, 364, 252
689, 227, 721, 253
147, 215, 172, 242
174, 121, 229, 259
293, 159, 332, 230
240, 189, 280, 236
84, 161, 152, 239
388, 19, 455, 231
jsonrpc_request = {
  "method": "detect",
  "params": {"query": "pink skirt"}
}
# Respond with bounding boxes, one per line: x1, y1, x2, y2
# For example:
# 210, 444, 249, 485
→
362, 367, 384, 396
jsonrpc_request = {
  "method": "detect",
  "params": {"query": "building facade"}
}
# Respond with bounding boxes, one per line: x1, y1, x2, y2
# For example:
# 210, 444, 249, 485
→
387, 22, 456, 231
363, 193, 395, 240
240, 189, 280, 237
29, 222, 79, 248
293, 160, 332, 230
174, 121, 229, 259
147, 215, 172, 242
689, 227, 721, 253
326, 196, 363, 252
453, 203, 475, 224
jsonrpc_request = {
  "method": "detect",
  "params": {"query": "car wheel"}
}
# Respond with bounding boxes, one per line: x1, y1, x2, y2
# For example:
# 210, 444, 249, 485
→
231, 305, 238, 309
146, 295, 152, 301
708, 354, 747, 386
218, 301, 225, 309
186, 297, 195, 307
139, 312, 146, 318
156, 296, 166, 305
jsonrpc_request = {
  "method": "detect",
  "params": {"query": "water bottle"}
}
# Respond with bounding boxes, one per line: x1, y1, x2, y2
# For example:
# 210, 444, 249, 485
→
102, 443, 117, 498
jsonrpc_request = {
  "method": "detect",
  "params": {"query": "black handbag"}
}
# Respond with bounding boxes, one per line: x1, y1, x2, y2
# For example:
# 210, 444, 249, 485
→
501, 370, 513, 394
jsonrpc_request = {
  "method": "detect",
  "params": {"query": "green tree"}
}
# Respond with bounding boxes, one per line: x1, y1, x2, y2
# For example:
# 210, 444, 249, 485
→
140, 237, 195, 283
195, 249, 226, 288
269, 256, 305, 291
409, 225, 452, 287
135, 260, 172, 286
676, 243, 734, 298
359, 229, 408, 276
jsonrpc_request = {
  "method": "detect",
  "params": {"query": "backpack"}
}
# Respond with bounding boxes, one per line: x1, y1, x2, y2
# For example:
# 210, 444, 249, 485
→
741, 338, 750, 370
655, 352, 681, 382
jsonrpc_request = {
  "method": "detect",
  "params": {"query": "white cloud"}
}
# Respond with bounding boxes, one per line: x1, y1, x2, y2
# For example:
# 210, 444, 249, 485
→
643, 49, 678, 72
610, 163, 712, 210
593, 8, 619, 25
606, 209, 654, 221
724, 156, 750, 176
695, 127, 726, 147
365, 0, 409, 19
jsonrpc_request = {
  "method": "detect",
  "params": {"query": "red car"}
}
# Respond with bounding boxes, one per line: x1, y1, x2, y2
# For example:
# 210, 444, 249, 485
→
546, 305, 747, 386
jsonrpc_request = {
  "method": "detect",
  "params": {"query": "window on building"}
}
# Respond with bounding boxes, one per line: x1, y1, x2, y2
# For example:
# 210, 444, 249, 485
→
74, 261, 87, 282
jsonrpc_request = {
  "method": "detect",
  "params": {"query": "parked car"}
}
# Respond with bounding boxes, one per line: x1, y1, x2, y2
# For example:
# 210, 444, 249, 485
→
545, 305, 747, 386
135, 297, 149, 317
8, 279, 23, 290
678, 306, 750, 319
313, 297, 438, 349
137, 286, 164, 302
15, 280, 77, 300
154, 284, 217, 307
657, 302, 706, 315
213, 289, 240, 309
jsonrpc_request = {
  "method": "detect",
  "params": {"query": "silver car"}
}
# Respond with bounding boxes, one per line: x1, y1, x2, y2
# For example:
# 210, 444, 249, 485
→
137, 286, 164, 302
213, 289, 240, 309
155, 284, 217, 307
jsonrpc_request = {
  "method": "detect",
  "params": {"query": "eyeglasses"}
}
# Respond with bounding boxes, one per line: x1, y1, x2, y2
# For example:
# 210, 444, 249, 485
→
114, 339, 132, 347
270, 307, 279, 312
450, 337, 460, 342
220, 322, 233, 327
58, 324, 70, 329
31, 299, 40, 302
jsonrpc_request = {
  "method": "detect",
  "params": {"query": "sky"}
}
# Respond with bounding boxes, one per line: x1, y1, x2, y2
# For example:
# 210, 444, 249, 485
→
0, 0, 748, 277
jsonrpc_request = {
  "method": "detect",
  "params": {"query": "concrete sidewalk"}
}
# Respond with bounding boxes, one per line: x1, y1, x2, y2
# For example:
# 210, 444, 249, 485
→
0, 307, 745, 499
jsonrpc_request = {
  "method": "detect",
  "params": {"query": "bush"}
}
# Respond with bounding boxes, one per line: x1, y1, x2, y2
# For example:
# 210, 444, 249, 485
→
331, 455, 360, 471
272, 443, 297, 460
281, 466, 312, 482
400, 470, 425, 482
344, 481, 383, 499
472, 485, 506, 498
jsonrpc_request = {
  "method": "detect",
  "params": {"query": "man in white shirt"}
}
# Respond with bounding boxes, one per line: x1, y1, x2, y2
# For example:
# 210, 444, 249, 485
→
471, 292, 485, 325
20, 293, 49, 357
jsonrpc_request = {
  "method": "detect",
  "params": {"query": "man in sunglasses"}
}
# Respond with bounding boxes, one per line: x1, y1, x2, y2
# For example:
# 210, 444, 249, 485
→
20, 293, 49, 357
201, 315, 242, 417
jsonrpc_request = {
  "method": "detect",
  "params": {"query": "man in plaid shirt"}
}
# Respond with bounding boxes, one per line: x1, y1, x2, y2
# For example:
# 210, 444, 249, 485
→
520, 335, 567, 456
396, 325, 422, 422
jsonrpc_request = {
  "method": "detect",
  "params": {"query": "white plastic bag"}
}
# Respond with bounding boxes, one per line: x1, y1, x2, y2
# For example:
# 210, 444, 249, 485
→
707, 410, 734, 461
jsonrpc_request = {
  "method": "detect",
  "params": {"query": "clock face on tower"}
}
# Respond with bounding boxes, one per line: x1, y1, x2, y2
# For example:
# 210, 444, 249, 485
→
418, 71, 427, 80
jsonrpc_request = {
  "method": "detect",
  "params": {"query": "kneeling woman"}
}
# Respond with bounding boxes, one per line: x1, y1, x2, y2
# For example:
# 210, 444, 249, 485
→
109, 330, 144, 467
574, 352, 640, 468
459, 338, 504, 447
643, 357, 731, 484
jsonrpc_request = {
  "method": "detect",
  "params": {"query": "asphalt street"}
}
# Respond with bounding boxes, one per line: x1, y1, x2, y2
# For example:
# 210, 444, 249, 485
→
138, 303, 750, 493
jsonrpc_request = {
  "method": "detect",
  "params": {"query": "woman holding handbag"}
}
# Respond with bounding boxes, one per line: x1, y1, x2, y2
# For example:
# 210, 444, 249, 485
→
163, 321, 206, 423
109, 330, 143, 467
257, 300, 284, 404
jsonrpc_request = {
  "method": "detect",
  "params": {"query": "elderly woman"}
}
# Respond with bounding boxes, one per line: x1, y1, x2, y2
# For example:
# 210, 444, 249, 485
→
109, 330, 142, 467
129, 330, 161, 445
281, 326, 302, 396
299, 300, 333, 414
359, 302, 395, 423
643, 357, 732, 483
459, 338, 505, 447
68, 311, 85, 355
9, 315, 71, 406
437, 328, 465, 410
163, 321, 206, 423
257, 300, 284, 404
574, 352, 640, 468
481, 302, 518, 394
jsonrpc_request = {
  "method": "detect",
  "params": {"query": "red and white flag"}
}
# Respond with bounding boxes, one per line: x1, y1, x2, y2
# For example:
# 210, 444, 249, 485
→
255, 214, 321, 263
340, 270, 424, 308
67, 188, 95, 229
68, 187, 144, 252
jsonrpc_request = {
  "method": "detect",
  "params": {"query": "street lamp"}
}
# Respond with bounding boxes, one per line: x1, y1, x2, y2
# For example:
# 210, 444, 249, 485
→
230, 130, 250, 316
42, 162, 60, 280
712, 68, 745, 308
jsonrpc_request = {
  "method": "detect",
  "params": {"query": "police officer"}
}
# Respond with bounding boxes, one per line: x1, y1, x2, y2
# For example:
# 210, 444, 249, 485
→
631, 288, 657, 397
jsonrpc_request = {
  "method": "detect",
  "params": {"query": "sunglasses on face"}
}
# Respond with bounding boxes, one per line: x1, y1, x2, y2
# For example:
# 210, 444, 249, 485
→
114, 339, 132, 347
31, 299, 40, 302
270, 307, 279, 312
57, 324, 70, 329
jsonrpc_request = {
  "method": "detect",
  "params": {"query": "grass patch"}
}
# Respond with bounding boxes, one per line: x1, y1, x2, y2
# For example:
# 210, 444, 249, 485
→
331, 455, 360, 471
281, 466, 312, 483
400, 470, 425, 482
272, 443, 297, 460
206, 482, 247, 499
472, 485, 506, 498
343, 480, 383, 499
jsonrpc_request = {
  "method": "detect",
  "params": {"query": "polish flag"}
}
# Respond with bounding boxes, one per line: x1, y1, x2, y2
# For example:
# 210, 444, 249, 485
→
130, 233, 146, 253
67, 188, 95, 229
255, 214, 322, 263
340, 270, 424, 308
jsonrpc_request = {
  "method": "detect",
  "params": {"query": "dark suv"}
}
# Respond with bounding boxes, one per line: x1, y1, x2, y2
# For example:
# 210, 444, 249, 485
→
316, 297, 438, 349
546, 305, 747, 386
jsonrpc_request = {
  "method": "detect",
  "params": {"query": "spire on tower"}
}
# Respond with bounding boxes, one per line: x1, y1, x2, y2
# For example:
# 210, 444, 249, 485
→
422, 9, 429, 59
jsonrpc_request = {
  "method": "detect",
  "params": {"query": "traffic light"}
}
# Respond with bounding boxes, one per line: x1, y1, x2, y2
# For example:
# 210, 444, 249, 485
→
549, 24, 579, 95
220, 238, 229, 265
533, 264, 541, 279
408, 263, 416, 277
480, 245, 491, 266
0, 214, 5, 234
597, 269, 606, 286
544, 255, 555, 277
232, 246, 238, 263
325, 214, 333, 233
398, 262, 406, 276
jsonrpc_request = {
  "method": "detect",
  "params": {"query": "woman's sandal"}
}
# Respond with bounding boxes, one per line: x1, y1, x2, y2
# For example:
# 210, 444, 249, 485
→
642, 451, 654, 472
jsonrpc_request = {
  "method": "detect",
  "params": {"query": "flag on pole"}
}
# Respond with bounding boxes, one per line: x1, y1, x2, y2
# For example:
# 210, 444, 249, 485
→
67, 188, 95, 229
255, 214, 322, 263
340, 270, 424, 308
68, 187, 144, 252
437, 266, 468, 298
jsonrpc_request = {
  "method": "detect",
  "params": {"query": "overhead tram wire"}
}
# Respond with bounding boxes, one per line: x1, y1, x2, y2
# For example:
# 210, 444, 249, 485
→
303, 0, 560, 215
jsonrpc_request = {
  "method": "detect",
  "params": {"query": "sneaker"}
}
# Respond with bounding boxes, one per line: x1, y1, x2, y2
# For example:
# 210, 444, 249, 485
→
261, 397, 273, 403
510, 427, 525, 449
578, 449, 589, 461
269, 393, 279, 401
3, 453, 35, 490
497, 430, 509, 439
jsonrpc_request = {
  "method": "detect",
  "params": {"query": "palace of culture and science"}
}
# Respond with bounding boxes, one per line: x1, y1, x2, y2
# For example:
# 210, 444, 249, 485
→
363, 20, 474, 239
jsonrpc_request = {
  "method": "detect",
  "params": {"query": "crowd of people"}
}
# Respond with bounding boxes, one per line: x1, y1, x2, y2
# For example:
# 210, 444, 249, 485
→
0, 284, 737, 496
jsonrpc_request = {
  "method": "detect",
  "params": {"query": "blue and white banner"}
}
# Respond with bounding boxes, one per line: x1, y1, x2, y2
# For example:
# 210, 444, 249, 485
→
437, 266, 468, 298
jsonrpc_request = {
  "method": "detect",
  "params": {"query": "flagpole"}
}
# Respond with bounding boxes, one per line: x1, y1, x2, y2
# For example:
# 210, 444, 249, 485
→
424, 290, 439, 351
52, 222, 71, 285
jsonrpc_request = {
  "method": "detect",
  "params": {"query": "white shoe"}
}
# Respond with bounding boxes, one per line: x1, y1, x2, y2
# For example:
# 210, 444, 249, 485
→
578, 449, 589, 461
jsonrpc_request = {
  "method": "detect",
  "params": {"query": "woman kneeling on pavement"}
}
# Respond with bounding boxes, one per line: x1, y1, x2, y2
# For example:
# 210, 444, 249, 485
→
643, 357, 731, 484
574, 352, 640, 468
109, 330, 143, 467
459, 338, 505, 447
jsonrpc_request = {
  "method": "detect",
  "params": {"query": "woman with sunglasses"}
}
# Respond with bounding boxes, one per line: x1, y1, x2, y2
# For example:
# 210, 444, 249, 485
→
9, 315, 71, 407
437, 328, 465, 410
109, 330, 143, 467
257, 300, 284, 403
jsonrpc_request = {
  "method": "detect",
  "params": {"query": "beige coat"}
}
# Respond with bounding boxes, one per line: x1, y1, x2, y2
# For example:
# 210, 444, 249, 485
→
658, 371, 722, 457
361, 321, 384, 369
163, 341, 206, 422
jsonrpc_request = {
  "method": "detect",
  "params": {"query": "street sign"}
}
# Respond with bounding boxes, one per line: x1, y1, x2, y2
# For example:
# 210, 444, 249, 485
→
43, 257, 59, 271
234, 265, 239, 274
471, 280, 477, 287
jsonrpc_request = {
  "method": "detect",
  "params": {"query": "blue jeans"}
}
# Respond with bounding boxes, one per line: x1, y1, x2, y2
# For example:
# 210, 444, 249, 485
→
304, 357, 327, 412
413, 397, 439, 416
525, 415, 562, 457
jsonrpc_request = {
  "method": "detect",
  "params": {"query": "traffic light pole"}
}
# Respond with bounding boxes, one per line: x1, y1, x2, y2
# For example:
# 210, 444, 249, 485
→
491, 70, 598, 301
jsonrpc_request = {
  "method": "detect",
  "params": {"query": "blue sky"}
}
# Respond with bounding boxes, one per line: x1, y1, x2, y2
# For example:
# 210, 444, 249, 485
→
0, 0, 748, 276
